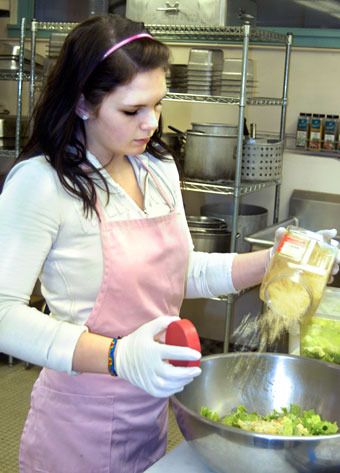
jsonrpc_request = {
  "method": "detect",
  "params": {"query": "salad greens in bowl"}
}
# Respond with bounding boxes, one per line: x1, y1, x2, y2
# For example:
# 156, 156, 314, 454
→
171, 353, 340, 473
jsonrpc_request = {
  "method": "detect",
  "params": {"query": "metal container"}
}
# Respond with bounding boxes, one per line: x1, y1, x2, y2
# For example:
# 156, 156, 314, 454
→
184, 131, 237, 181
187, 216, 230, 253
126, 0, 257, 26
161, 132, 185, 160
0, 115, 28, 149
289, 189, 340, 231
242, 138, 283, 181
187, 215, 226, 229
172, 352, 340, 473
191, 122, 238, 136
201, 200, 268, 252
244, 217, 299, 252
0, 42, 44, 71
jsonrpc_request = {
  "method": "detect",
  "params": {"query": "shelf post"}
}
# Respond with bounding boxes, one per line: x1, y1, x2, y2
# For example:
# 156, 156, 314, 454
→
15, 17, 26, 158
29, 19, 38, 133
223, 21, 251, 353
274, 32, 293, 223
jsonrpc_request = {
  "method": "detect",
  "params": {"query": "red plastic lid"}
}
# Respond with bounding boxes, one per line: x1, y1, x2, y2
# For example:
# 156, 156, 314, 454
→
165, 318, 201, 367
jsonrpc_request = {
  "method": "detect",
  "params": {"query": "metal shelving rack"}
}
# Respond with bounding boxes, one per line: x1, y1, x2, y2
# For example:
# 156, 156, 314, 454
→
0, 18, 27, 162
152, 23, 293, 352
0, 18, 43, 166
26, 20, 293, 353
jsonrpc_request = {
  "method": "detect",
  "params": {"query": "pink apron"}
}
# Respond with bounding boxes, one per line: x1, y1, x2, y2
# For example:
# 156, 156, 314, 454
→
19, 159, 189, 473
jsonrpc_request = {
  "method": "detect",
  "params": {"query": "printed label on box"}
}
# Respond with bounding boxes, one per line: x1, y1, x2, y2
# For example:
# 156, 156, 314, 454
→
277, 234, 308, 261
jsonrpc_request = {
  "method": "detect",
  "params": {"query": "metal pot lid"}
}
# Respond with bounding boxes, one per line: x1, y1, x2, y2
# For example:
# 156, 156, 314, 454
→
187, 216, 227, 229
189, 227, 230, 235
191, 122, 237, 129
186, 130, 237, 139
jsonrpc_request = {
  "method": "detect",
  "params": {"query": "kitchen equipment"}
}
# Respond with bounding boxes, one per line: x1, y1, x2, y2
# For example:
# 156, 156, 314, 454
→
171, 352, 340, 473
48, 33, 68, 59
220, 57, 256, 97
289, 189, 340, 231
201, 201, 268, 252
126, 0, 257, 26
222, 57, 254, 79
0, 115, 28, 149
0, 42, 44, 71
187, 215, 226, 229
184, 131, 237, 181
161, 132, 185, 160
244, 217, 299, 251
242, 138, 283, 181
191, 122, 237, 136
187, 216, 230, 253
165, 318, 201, 367
168, 64, 187, 93
187, 48, 223, 95
168, 125, 188, 138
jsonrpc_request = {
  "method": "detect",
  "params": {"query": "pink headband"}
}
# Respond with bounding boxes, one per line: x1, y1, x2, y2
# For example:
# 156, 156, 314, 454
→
102, 33, 154, 60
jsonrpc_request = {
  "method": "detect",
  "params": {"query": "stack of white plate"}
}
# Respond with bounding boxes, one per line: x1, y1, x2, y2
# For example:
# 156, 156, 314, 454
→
220, 58, 256, 97
187, 48, 223, 95
167, 64, 187, 93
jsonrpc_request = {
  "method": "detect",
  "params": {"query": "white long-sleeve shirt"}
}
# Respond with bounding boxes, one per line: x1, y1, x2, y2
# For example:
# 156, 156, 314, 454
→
0, 151, 236, 373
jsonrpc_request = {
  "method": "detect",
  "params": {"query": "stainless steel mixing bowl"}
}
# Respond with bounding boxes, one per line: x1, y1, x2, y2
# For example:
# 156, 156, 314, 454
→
171, 353, 340, 473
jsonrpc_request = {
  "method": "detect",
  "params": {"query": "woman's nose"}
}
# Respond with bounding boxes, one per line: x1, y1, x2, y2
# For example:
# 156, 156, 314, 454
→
140, 110, 159, 131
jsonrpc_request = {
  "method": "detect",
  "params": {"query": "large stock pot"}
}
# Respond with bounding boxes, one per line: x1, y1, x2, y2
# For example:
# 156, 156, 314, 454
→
184, 130, 237, 181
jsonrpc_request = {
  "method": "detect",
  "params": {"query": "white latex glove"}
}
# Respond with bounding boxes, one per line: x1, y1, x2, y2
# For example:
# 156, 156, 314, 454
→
267, 227, 340, 278
271, 226, 287, 256
317, 228, 340, 278
115, 316, 202, 398
266, 226, 287, 268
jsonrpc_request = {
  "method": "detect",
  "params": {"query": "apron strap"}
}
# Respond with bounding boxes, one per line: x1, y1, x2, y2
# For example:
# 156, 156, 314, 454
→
134, 155, 175, 211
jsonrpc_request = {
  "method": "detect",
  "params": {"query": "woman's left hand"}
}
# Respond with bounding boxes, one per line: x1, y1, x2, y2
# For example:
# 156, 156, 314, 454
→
317, 229, 340, 280
268, 227, 340, 281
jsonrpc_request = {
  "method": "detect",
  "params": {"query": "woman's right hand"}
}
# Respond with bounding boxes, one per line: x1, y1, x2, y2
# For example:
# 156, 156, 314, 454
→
115, 316, 201, 398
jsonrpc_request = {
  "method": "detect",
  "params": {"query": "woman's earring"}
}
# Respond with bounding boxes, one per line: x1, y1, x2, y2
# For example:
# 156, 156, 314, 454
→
76, 94, 90, 121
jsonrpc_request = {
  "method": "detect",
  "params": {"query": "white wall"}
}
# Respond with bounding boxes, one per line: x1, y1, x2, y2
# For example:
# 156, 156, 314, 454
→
163, 43, 340, 226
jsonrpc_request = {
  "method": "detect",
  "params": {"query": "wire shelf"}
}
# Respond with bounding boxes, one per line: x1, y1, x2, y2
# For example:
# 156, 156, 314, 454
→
181, 178, 279, 195
0, 71, 43, 81
0, 149, 17, 159
165, 93, 283, 106
35, 21, 78, 32
146, 24, 287, 43
33, 22, 287, 44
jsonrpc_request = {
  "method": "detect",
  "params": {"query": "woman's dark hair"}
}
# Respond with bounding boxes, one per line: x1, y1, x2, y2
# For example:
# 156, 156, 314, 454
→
20, 14, 171, 217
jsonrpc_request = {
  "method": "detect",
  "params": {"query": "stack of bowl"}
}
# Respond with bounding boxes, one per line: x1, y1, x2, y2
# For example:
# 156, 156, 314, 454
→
167, 64, 188, 93
187, 48, 223, 96
220, 58, 256, 97
187, 216, 230, 253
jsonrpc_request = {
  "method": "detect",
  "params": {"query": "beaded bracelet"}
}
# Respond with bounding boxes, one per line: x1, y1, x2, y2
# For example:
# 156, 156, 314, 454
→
108, 337, 119, 377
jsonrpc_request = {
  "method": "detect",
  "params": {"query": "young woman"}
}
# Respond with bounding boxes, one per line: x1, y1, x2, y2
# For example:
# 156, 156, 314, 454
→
0, 14, 338, 473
